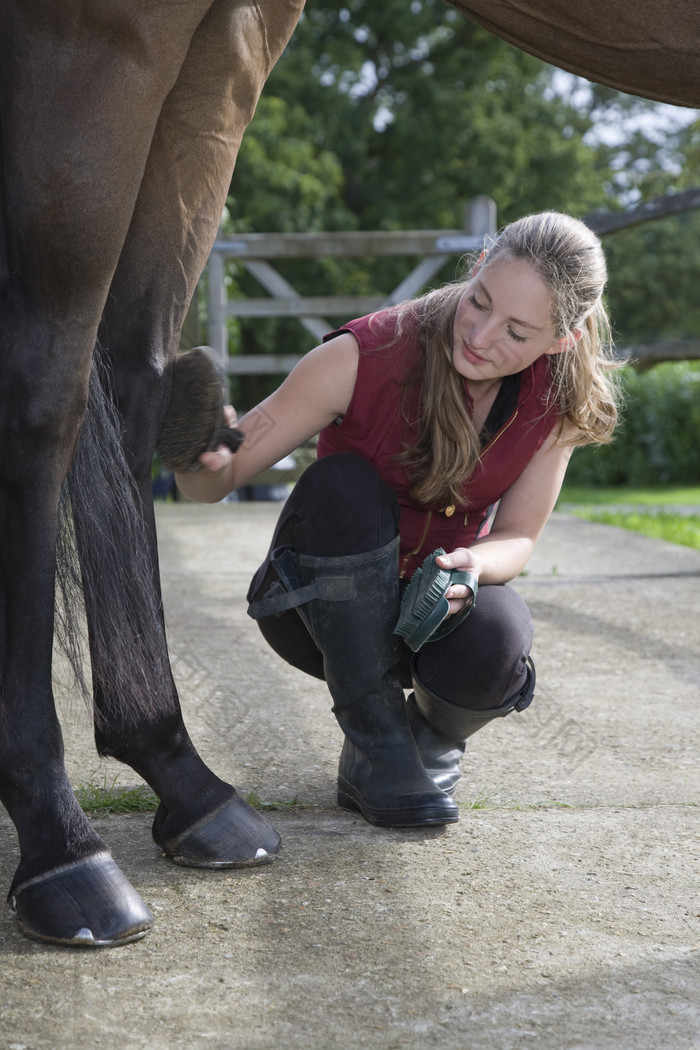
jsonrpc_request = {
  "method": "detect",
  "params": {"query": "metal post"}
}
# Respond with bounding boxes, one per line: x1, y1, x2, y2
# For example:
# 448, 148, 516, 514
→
464, 195, 497, 239
206, 248, 228, 364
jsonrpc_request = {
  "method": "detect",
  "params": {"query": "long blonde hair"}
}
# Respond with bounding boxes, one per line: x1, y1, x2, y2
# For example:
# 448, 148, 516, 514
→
393, 211, 621, 507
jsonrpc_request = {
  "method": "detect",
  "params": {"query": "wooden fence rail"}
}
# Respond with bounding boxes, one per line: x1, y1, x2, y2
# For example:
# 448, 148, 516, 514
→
202, 189, 700, 373
206, 196, 496, 369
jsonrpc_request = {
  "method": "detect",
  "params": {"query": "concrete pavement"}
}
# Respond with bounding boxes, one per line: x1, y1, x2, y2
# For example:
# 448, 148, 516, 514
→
1, 502, 698, 1049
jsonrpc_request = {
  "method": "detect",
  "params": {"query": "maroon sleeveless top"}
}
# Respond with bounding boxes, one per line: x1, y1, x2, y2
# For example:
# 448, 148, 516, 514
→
317, 310, 561, 578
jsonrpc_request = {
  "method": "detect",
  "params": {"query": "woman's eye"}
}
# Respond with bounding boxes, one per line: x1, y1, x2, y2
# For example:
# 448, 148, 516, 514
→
469, 294, 486, 310
507, 328, 527, 344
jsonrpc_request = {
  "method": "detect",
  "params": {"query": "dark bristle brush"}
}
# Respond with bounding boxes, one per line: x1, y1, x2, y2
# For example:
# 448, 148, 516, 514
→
156, 346, 244, 472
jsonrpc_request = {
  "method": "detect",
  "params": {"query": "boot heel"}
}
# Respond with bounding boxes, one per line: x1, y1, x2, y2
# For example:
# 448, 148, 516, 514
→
337, 785, 360, 815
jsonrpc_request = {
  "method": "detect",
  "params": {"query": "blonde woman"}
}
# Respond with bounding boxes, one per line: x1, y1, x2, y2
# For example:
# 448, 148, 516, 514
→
177, 212, 620, 829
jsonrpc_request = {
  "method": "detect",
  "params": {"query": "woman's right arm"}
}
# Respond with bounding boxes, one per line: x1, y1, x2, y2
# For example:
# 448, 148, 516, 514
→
175, 331, 359, 503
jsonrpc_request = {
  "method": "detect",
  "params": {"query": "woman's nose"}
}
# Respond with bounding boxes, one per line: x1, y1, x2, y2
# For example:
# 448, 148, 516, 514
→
470, 320, 492, 349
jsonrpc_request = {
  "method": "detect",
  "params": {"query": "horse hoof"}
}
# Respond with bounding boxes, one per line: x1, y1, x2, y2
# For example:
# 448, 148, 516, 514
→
157, 792, 281, 868
9, 852, 154, 948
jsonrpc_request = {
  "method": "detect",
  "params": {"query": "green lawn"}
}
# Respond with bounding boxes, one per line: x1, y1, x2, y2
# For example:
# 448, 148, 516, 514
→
557, 485, 700, 550
558, 484, 700, 507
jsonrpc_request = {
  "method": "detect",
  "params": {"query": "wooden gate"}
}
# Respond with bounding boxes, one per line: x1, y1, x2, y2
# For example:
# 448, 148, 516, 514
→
202, 188, 700, 371
205, 196, 497, 374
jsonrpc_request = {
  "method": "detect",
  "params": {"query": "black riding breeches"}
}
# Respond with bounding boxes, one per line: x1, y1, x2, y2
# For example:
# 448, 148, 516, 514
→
246, 454, 534, 710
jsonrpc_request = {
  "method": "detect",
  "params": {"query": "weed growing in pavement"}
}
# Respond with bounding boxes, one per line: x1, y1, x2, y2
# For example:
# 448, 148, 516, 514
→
75, 772, 159, 814
75, 771, 302, 815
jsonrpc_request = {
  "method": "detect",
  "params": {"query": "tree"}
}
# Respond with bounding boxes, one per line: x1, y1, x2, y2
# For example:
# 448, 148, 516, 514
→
599, 116, 700, 346
231, 0, 612, 232
218, 1, 700, 404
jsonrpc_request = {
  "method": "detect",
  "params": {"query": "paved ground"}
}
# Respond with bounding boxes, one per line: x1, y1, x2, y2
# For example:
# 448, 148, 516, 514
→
1, 502, 698, 1050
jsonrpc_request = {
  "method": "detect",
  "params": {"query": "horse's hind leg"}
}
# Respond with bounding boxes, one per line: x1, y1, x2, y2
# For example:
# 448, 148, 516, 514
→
81, 0, 303, 868
75, 374, 281, 867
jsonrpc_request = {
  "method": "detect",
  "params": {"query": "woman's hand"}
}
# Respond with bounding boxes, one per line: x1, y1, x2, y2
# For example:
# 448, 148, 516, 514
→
174, 404, 239, 501
198, 445, 234, 472
197, 405, 238, 473
435, 548, 481, 615
176, 332, 359, 503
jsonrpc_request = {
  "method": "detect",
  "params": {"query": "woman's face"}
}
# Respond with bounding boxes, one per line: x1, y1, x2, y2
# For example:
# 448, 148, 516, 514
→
452, 255, 566, 384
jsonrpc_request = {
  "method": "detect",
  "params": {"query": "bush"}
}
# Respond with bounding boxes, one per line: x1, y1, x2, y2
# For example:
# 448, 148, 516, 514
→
566, 362, 700, 486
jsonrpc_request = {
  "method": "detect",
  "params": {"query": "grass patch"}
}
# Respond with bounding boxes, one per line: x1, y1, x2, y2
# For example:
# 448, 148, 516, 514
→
557, 483, 700, 549
460, 790, 575, 811
568, 509, 700, 550
559, 483, 700, 507
75, 774, 302, 816
461, 788, 493, 810
75, 776, 300, 815
75, 773, 159, 815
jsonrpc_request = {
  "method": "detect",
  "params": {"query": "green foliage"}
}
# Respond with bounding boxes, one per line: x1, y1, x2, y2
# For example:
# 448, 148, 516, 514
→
249, 0, 612, 230
605, 210, 700, 344
566, 362, 700, 485
227, 95, 352, 234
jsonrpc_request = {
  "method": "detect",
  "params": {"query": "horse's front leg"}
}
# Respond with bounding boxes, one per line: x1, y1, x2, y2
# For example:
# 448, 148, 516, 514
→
83, 0, 303, 868
0, 319, 153, 946
0, 0, 231, 944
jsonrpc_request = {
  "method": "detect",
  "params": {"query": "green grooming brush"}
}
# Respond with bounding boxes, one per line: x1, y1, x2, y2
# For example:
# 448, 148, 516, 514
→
394, 548, 478, 652
157, 346, 244, 472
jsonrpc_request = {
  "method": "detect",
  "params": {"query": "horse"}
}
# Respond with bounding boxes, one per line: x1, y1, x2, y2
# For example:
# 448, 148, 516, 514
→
453, 0, 700, 108
0, 0, 304, 947
1, 0, 696, 950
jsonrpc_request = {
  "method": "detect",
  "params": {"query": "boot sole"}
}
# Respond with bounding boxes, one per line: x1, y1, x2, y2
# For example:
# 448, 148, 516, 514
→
337, 785, 459, 828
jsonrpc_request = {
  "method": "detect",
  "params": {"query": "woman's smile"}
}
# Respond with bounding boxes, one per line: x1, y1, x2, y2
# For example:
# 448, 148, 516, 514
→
460, 341, 490, 366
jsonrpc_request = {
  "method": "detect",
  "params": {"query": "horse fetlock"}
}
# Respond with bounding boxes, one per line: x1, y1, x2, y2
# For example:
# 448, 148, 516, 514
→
95, 719, 232, 817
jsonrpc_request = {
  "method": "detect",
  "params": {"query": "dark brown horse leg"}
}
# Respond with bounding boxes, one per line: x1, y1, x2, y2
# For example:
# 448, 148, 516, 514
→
0, 310, 153, 945
86, 0, 303, 867
0, 1, 220, 944
0, 207, 157, 944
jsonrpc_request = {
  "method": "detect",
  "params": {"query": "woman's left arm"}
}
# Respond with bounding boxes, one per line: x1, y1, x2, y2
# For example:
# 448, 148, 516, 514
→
437, 424, 577, 602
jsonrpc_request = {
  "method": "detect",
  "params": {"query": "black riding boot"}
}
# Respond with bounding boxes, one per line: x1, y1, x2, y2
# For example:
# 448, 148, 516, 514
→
409, 657, 536, 794
249, 537, 457, 827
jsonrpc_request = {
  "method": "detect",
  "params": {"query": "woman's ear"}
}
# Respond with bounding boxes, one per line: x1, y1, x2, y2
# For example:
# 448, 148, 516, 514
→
546, 327, 583, 355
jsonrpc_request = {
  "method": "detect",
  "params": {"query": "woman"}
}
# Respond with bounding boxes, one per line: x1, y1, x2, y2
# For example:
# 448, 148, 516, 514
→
176, 211, 620, 830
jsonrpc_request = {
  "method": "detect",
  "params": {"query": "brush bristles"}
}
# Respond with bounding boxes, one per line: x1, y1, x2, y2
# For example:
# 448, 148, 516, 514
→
157, 347, 229, 472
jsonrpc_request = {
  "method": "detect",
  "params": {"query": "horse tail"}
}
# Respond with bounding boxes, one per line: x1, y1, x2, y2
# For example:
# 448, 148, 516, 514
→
55, 343, 176, 729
